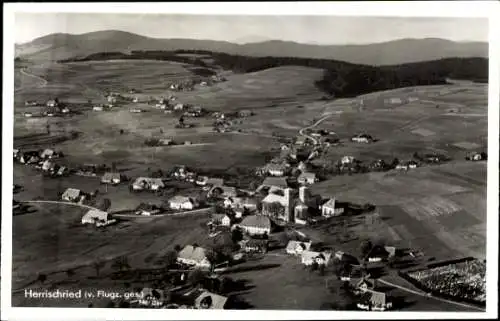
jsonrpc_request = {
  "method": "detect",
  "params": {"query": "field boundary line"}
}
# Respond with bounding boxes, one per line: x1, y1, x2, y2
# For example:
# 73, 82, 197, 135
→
378, 278, 485, 311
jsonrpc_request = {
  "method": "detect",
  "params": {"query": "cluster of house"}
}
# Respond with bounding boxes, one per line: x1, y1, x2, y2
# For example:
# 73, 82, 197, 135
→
208, 176, 345, 230
465, 151, 487, 161
127, 285, 229, 309
23, 99, 70, 118
14, 148, 69, 177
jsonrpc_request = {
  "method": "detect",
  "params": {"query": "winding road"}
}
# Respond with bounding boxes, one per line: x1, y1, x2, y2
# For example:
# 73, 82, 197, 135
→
298, 111, 341, 145
15, 67, 48, 92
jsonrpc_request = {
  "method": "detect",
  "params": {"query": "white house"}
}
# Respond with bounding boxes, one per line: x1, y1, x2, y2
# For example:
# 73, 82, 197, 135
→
169, 196, 197, 210
221, 215, 232, 227
239, 215, 272, 236
93, 106, 104, 111
286, 240, 312, 255
101, 172, 121, 185
132, 177, 165, 191
177, 245, 211, 268
81, 209, 115, 227
321, 198, 344, 217
62, 188, 83, 202
41, 159, 55, 172
130, 108, 143, 113
297, 172, 317, 185
196, 176, 209, 186
174, 103, 184, 110
265, 163, 287, 177
351, 134, 373, 143
341, 156, 355, 165
46, 100, 58, 108
301, 250, 332, 266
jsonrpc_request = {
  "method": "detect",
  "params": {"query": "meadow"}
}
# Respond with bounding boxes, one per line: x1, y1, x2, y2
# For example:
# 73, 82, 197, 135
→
12, 58, 488, 310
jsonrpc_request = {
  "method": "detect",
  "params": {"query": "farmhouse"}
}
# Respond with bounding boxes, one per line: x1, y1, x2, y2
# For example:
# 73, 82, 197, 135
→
211, 213, 232, 226
466, 152, 487, 161
174, 103, 184, 110
130, 108, 143, 113
238, 110, 253, 117
46, 99, 59, 108
101, 172, 121, 185
297, 172, 317, 185
208, 185, 238, 199
132, 177, 165, 191
240, 239, 268, 253
320, 198, 345, 217
177, 245, 211, 268
301, 251, 332, 266
357, 290, 392, 311
61, 188, 83, 202
81, 209, 115, 227
239, 215, 272, 236
169, 196, 197, 210
194, 290, 228, 310
41, 148, 57, 159
386, 97, 402, 104
261, 177, 288, 190
41, 159, 55, 172
135, 203, 163, 216
286, 240, 312, 255
341, 156, 355, 165
265, 163, 288, 177
351, 134, 373, 143
93, 106, 104, 111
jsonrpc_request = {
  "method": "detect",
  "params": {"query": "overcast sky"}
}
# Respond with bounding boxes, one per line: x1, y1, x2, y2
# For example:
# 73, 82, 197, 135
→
15, 13, 489, 45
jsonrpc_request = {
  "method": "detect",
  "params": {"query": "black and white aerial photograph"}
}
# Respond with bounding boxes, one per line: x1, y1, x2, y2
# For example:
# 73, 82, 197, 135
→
2, 2, 499, 320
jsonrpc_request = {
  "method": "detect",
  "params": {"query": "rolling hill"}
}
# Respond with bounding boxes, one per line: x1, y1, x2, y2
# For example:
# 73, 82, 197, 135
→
15, 30, 488, 66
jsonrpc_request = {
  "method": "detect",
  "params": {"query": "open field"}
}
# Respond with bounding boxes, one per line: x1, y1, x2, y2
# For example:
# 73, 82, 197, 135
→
311, 161, 486, 260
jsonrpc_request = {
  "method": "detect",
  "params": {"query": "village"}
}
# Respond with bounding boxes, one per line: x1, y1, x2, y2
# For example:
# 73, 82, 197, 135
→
12, 73, 488, 311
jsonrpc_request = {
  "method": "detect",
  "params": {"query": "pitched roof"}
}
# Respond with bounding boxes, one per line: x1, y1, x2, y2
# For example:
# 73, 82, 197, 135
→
102, 172, 121, 181
82, 209, 108, 221
211, 185, 237, 197
240, 215, 271, 230
194, 290, 228, 309
178, 245, 207, 263
286, 240, 312, 252
262, 193, 287, 207
133, 177, 165, 187
322, 198, 336, 208
301, 250, 332, 263
169, 195, 193, 204
262, 177, 288, 189
298, 172, 316, 180
63, 188, 81, 199
367, 290, 387, 306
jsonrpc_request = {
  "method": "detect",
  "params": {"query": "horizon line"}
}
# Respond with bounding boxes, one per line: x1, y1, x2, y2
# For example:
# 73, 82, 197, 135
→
16, 29, 489, 46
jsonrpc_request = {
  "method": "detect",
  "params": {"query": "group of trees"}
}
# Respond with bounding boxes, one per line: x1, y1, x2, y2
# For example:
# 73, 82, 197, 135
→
61, 49, 487, 98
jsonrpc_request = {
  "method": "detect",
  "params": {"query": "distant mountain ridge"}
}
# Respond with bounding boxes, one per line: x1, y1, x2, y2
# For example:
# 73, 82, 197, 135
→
15, 30, 488, 66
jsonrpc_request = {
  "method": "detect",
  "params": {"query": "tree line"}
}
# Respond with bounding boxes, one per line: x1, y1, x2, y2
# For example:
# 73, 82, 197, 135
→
59, 50, 488, 98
